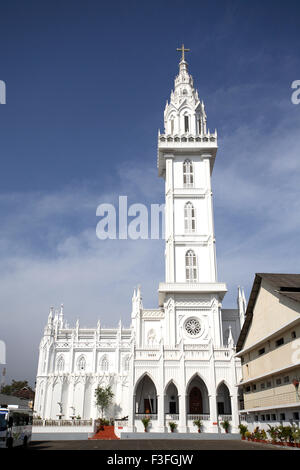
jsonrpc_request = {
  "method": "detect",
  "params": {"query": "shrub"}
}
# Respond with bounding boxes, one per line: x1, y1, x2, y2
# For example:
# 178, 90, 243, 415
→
193, 419, 202, 431
220, 420, 230, 433
267, 425, 278, 441
141, 417, 151, 430
168, 421, 177, 432
238, 424, 248, 437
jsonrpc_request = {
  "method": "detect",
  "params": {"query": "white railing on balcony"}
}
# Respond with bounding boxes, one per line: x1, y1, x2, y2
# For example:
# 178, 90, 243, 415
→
187, 414, 210, 421
218, 415, 232, 422
135, 351, 160, 360
159, 134, 217, 144
134, 414, 157, 420
165, 414, 179, 421
214, 349, 231, 359
244, 391, 298, 409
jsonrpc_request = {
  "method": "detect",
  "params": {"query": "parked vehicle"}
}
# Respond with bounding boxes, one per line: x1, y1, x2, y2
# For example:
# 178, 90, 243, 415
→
0, 405, 32, 448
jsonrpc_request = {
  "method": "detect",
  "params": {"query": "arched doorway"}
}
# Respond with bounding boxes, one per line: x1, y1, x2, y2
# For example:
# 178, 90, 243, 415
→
216, 382, 232, 416
165, 381, 179, 415
187, 375, 209, 415
189, 387, 203, 414
134, 374, 157, 415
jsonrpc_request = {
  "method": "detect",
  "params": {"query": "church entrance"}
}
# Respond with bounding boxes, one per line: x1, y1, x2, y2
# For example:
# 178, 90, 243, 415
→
189, 387, 203, 414
134, 374, 158, 415
187, 375, 210, 416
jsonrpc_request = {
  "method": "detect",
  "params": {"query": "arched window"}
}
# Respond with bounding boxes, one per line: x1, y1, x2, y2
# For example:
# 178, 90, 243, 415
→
184, 202, 196, 233
183, 159, 194, 188
184, 114, 189, 132
185, 250, 197, 282
77, 355, 86, 371
170, 118, 174, 134
57, 356, 64, 373
124, 355, 130, 371
101, 356, 109, 371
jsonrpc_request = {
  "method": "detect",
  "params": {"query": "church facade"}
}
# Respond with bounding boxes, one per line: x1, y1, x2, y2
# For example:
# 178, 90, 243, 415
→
34, 49, 244, 433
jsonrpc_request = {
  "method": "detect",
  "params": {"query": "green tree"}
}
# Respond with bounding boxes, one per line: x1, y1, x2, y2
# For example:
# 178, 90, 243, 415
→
1, 380, 32, 396
94, 385, 114, 418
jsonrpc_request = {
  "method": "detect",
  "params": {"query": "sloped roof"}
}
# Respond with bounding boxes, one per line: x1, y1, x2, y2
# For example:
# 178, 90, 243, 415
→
236, 273, 300, 352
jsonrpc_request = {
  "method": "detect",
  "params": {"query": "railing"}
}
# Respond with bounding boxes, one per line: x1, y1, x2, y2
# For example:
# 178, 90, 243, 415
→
218, 415, 232, 422
134, 414, 157, 420
33, 419, 92, 427
184, 350, 210, 359
245, 391, 299, 409
214, 349, 231, 359
159, 134, 217, 144
135, 351, 160, 360
187, 414, 210, 421
165, 414, 179, 421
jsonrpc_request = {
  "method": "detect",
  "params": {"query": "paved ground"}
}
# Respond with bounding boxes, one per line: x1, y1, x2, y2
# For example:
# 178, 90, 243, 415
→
24, 439, 286, 450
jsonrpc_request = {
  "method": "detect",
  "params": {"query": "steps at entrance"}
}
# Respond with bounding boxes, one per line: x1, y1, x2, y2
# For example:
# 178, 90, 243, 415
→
89, 425, 119, 440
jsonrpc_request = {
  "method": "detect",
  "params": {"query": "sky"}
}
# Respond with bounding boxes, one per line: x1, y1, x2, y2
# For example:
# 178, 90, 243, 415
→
0, 0, 300, 386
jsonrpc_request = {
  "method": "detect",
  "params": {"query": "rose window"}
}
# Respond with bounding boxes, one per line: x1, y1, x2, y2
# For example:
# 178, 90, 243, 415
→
185, 318, 201, 336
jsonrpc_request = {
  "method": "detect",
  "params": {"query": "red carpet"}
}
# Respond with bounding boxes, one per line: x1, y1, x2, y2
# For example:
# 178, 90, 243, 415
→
89, 425, 119, 440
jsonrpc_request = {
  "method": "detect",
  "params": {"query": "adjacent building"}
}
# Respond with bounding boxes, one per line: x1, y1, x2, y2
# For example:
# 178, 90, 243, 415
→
236, 273, 300, 430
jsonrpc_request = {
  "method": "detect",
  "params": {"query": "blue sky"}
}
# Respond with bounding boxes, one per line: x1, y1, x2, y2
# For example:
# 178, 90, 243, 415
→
0, 0, 300, 385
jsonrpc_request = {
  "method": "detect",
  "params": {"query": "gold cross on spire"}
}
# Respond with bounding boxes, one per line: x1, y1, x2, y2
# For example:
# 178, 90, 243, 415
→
176, 43, 190, 61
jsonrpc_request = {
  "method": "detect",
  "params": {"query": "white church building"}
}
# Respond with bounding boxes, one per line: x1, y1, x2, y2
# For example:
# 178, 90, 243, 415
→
34, 47, 245, 433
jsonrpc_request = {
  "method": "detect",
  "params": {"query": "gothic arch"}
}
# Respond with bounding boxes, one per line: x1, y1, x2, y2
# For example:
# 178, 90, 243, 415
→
123, 354, 130, 371
186, 372, 209, 393
56, 355, 65, 373
186, 373, 210, 415
184, 201, 196, 233
164, 380, 179, 415
164, 378, 179, 394
216, 381, 232, 416
185, 249, 197, 282
134, 371, 157, 395
100, 355, 109, 372
77, 355, 86, 371
134, 373, 158, 415
216, 379, 233, 396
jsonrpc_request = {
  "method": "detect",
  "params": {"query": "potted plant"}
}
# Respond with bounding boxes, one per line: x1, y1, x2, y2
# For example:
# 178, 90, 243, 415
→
168, 421, 177, 433
220, 419, 230, 434
292, 428, 300, 448
193, 419, 202, 433
141, 417, 151, 432
245, 431, 252, 441
238, 424, 248, 440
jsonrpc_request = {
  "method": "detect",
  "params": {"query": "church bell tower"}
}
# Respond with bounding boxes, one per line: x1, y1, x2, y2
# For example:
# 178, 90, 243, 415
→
157, 45, 227, 347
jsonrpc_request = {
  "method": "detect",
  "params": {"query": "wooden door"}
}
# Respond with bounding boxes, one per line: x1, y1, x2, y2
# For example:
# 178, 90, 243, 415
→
189, 387, 203, 414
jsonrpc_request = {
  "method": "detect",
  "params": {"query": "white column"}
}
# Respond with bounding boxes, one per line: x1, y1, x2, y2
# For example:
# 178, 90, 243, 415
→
209, 394, 218, 433
230, 392, 239, 432
178, 392, 187, 432
67, 376, 75, 420
157, 391, 165, 432
127, 393, 135, 432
